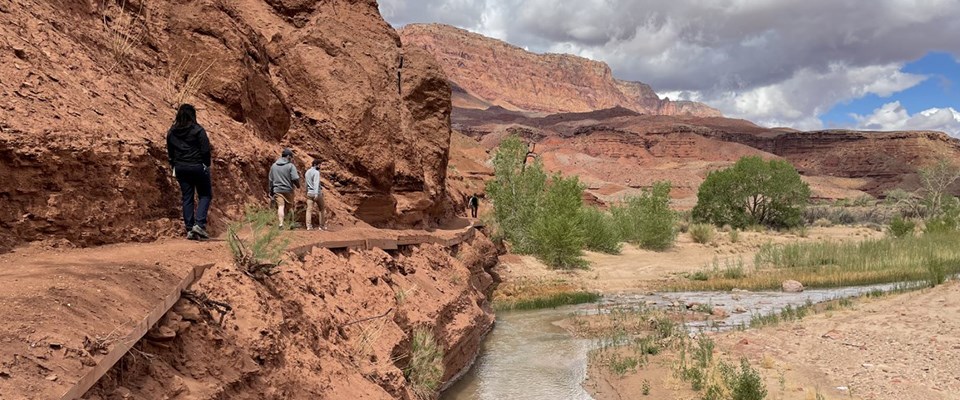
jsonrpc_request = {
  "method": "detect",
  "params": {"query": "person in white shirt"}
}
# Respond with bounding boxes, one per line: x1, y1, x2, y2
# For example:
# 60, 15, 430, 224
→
305, 159, 325, 230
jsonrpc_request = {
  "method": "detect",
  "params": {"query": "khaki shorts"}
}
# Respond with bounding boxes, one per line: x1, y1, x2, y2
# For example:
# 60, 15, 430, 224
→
276, 192, 294, 207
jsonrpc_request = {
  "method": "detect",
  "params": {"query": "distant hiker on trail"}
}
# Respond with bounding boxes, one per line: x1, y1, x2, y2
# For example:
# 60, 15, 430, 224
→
269, 148, 300, 229
167, 103, 212, 241
305, 158, 326, 231
468, 193, 480, 218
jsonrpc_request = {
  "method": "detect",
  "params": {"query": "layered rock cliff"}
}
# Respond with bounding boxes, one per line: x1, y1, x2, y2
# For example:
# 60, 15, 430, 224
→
453, 106, 960, 204
0, 0, 454, 252
399, 23, 721, 117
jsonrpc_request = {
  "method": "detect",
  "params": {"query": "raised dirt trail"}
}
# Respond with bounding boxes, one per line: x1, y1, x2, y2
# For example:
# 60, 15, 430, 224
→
0, 221, 479, 400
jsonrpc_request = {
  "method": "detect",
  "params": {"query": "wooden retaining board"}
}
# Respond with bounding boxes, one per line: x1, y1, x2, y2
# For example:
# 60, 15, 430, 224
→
60, 263, 214, 400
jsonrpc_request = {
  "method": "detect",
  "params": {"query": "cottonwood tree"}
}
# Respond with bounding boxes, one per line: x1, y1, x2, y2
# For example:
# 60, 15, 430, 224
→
886, 159, 960, 219
693, 156, 811, 228
918, 159, 960, 218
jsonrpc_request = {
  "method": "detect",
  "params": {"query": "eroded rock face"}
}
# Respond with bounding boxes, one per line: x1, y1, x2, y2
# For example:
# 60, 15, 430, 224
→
399, 23, 721, 117
0, 0, 453, 251
85, 233, 500, 400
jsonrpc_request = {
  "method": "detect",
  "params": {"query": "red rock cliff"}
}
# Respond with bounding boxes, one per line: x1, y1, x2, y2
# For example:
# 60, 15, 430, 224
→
0, 0, 455, 251
399, 23, 721, 117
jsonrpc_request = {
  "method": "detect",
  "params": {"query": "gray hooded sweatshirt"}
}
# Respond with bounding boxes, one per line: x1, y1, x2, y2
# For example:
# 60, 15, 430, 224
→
269, 157, 299, 194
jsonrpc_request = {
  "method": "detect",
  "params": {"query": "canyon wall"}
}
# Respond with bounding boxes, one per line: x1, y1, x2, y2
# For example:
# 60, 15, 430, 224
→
399, 23, 721, 117
0, 0, 453, 252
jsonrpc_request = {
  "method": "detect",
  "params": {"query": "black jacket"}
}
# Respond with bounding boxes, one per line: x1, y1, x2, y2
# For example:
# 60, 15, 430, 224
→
167, 123, 211, 168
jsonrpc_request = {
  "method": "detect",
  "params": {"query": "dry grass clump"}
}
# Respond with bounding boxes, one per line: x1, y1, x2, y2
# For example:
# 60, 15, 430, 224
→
102, 0, 143, 72
671, 231, 960, 291
689, 223, 716, 244
166, 55, 214, 107
406, 328, 444, 399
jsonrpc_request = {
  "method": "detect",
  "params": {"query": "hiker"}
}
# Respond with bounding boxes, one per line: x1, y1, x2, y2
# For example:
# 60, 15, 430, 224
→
269, 148, 300, 229
305, 158, 326, 231
167, 104, 213, 240
468, 193, 480, 218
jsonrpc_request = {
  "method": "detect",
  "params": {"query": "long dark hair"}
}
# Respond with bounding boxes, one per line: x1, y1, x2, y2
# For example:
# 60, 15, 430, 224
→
172, 104, 197, 129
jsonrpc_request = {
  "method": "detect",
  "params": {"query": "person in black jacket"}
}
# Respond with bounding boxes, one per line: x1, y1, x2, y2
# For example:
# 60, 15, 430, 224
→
167, 104, 213, 240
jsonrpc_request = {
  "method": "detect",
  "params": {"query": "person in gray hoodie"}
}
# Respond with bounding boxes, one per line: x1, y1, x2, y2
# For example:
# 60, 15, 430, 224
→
269, 148, 300, 229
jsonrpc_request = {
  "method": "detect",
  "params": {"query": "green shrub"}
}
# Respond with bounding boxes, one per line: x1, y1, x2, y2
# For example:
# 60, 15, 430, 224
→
693, 156, 810, 229
888, 216, 916, 238
690, 223, 716, 244
722, 261, 746, 279
729, 229, 740, 243
530, 175, 588, 268
726, 358, 768, 400
926, 258, 948, 287
493, 291, 601, 312
791, 225, 809, 238
612, 181, 677, 250
580, 207, 622, 254
406, 328, 444, 399
852, 195, 874, 207
924, 196, 960, 234
688, 271, 710, 281
228, 207, 290, 277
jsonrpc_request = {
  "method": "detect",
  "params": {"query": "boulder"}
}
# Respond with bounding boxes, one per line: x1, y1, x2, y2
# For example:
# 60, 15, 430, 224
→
782, 280, 804, 293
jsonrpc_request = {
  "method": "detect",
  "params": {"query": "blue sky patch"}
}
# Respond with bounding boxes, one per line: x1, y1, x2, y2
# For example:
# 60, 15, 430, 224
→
821, 52, 960, 128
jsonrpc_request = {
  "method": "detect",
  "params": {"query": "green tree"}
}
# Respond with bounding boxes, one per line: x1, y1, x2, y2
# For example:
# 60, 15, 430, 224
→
612, 181, 677, 250
693, 156, 810, 229
486, 137, 546, 253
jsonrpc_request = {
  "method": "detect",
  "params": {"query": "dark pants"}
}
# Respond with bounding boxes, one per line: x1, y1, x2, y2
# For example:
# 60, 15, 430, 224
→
175, 164, 213, 232
471, 206, 478, 218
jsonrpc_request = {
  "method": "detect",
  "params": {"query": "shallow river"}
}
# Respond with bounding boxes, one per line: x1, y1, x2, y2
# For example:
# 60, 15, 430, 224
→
443, 281, 918, 400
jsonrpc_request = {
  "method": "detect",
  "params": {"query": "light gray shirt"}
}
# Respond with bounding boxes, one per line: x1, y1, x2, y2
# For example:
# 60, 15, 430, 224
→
305, 167, 322, 196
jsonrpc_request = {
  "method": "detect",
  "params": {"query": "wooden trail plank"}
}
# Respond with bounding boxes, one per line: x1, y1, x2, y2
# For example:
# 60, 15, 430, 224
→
60, 263, 215, 400
365, 238, 398, 251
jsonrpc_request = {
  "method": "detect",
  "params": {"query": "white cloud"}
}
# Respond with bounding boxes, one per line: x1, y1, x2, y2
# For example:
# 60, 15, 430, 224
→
380, 0, 960, 129
662, 64, 926, 130
852, 101, 960, 135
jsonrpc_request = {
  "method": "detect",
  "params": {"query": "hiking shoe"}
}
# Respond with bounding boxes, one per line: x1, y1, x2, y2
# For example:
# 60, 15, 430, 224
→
191, 225, 210, 240
186, 231, 198, 241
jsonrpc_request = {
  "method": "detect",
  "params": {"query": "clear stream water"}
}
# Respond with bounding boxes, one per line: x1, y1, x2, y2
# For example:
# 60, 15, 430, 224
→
442, 281, 920, 400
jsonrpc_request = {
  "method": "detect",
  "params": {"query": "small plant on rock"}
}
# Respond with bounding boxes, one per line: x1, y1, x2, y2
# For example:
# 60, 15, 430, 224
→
406, 328, 444, 399
228, 207, 290, 278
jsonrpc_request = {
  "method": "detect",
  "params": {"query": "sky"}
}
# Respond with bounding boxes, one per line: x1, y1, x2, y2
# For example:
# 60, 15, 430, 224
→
378, 0, 960, 135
